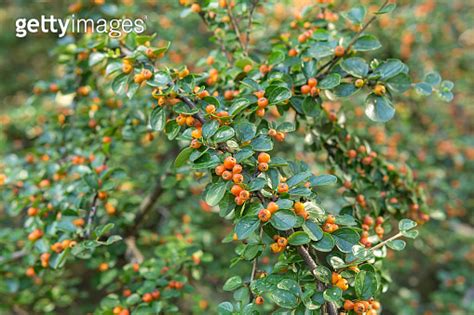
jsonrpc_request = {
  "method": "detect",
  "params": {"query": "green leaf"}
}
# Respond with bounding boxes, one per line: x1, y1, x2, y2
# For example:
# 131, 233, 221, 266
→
146, 71, 171, 88
386, 239, 406, 251
229, 98, 251, 116
333, 83, 359, 97
83, 173, 99, 190
401, 229, 419, 239
202, 120, 220, 139
89, 52, 106, 66
149, 107, 166, 131
387, 73, 411, 93
174, 147, 194, 168
308, 41, 335, 59
223, 276, 243, 291
355, 270, 378, 300
303, 60, 317, 78
267, 86, 292, 104
318, 73, 341, 89
303, 220, 323, 241
235, 121, 257, 142
365, 94, 395, 122
302, 96, 321, 117
287, 171, 312, 188
271, 289, 299, 309
277, 122, 295, 132
235, 149, 254, 162
214, 126, 235, 143
399, 219, 417, 231
341, 57, 369, 78
323, 287, 342, 303
311, 233, 335, 252
94, 223, 114, 239
332, 228, 360, 253
424, 71, 442, 86
248, 177, 267, 191
288, 231, 311, 245
353, 35, 381, 51
268, 50, 285, 65
415, 82, 433, 96
251, 135, 273, 151
106, 235, 122, 245
342, 5, 367, 24
112, 73, 128, 95
314, 265, 332, 284
235, 216, 260, 240
270, 210, 297, 231
205, 182, 228, 206
217, 302, 234, 315
374, 59, 406, 80
310, 174, 337, 186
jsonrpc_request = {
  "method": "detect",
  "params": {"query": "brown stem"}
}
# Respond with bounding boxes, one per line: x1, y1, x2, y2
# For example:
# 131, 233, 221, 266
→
177, 95, 206, 124
226, 5, 246, 53
316, 0, 390, 78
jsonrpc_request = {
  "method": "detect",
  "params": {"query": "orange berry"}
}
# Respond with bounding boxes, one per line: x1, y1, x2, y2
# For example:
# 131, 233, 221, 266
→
270, 242, 282, 253
26, 267, 36, 277
258, 152, 271, 163
190, 139, 202, 149
232, 164, 242, 174
185, 116, 195, 127
224, 90, 234, 100
344, 300, 355, 310
334, 45, 345, 57
336, 278, 349, 291
371, 301, 381, 310
277, 183, 288, 193
222, 171, 233, 181
254, 90, 265, 99
258, 209, 271, 222
215, 165, 225, 176
27, 207, 39, 216
257, 97, 269, 108
191, 128, 202, 139
354, 302, 366, 314
142, 293, 153, 303
376, 216, 384, 225
288, 48, 298, 57
231, 184, 243, 196
232, 173, 244, 183
331, 272, 342, 284
258, 162, 269, 172
235, 196, 244, 205
293, 202, 305, 213
267, 202, 279, 213
301, 85, 311, 94
255, 296, 264, 305
275, 132, 285, 142
190, 3, 201, 12
239, 190, 250, 200
308, 78, 318, 87
326, 214, 336, 224
206, 104, 216, 114
223, 156, 237, 169
277, 237, 288, 247
373, 84, 386, 96
268, 129, 277, 137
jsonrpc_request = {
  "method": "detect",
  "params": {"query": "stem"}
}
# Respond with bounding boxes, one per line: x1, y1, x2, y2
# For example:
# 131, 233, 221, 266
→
177, 95, 206, 124
85, 156, 109, 238
244, 0, 259, 53
316, 0, 390, 78
250, 227, 264, 283
370, 231, 403, 251
226, 5, 246, 53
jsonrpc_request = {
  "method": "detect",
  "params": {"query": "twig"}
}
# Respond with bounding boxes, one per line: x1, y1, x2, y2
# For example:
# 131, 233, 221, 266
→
244, 0, 259, 53
226, 5, 246, 53
316, 0, 390, 78
198, 12, 233, 63
85, 156, 109, 238
0, 250, 26, 264
250, 227, 264, 284
177, 95, 206, 124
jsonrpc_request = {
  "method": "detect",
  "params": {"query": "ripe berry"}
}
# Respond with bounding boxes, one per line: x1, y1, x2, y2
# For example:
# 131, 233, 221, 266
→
348, 149, 357, 159
363, 216, 374, 226
257, 97, 269, 108
277, 183, 289, 193
277, 237, 288, 247
355, 79, 365, 88
232, 173, 244, 183
373, 84, 386, 96
344, 300, 355, 310
231, 165, 242, 174
239, 190, 250, 200
288, 48, 298, 57
331, 272, 342, 284
215, 165, 225, 176
191, 128, 202, 139
267, 202, 279, 213
308, 78, 318, 87
231, 184, 243, 196
371, 301, 381, 310
142, 293, 153, 303
190, 139, 201, 149
258, 152, 271, 163
258, 162, 269, 172
270, 242, 282, 253
376, 216, 384, 225
334, 45, 345, 57
255, 296, 264, 305
336, 278, 349, 290
27, 207, 39, 216
206, 104, 216, 114
354, 302, 366, 314
258, 209, 271, 222
256, 108, 265, 117
224, 156, 237, 169
268, 129, 277, 137
326, 214, 336, 224
185, 116, 195, 126
190, 3, 201, 12
301, 85, 311, 94
222, 171, 233, 181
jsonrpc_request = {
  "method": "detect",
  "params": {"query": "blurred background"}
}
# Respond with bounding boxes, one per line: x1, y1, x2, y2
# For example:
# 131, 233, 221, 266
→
0, 0, 473, 314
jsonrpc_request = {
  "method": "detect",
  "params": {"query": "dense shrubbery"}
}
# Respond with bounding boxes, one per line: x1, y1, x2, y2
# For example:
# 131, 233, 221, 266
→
0, 1, 471, 314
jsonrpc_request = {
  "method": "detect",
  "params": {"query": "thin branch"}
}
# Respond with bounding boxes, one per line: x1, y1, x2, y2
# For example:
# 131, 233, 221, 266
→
316, 0, 390, 78
250, 227, 264, 284
177, 95, 206, 124
226, 5, 246, 53
0, 250, 26, 264
85, 156, 109, 238
198, 12, 233, 63
370, 231, 403, 251
244, 0, 259, 53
